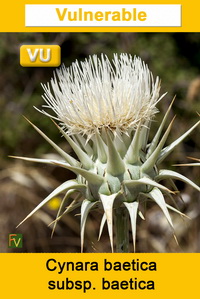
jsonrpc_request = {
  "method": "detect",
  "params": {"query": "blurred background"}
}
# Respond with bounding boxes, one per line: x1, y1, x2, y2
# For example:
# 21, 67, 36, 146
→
0, 32, 199, 253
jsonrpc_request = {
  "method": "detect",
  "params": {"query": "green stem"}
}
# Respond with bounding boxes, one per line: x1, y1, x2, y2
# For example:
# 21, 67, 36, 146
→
114, 207, 129, 253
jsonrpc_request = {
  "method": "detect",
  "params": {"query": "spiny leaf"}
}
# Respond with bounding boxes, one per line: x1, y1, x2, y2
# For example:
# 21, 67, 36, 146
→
147, 96, 176, 158
10, 156, 103, 187
168, 178, 184, 204
125, 121, 142, 164
98, 213, 107, 241
99, 193, 118, 252
158, 119, 200, 164
187, 156, 200, 162
17, 180, 84, 228
9, 155, 68, 166
138, 119, 152, 151
174, 156, 200, 166
72, 135, 93, 158
49, 195, 82, 225
138, 210, 145, 220
156, 169, 200, 192
52, 160, 104, 186
23, 116, 79, 167
52, 119, 94, 169
173, 163, 200, 166
148, 187, 174, 228
162, 187, 183, 212
142, 116, 176, 172
114, 130, 128, 158
123, 201, 139, 252
81, 199, 97, 252
51, 189, 76, 238
95, 132, 107, 163
106, 131, 125, 176
166, 204, 189, 219
124, 177, 174, 193
121, 130, 132, 149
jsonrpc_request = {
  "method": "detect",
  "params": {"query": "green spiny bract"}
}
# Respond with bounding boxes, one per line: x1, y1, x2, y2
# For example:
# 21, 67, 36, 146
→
12, 54, 200, 252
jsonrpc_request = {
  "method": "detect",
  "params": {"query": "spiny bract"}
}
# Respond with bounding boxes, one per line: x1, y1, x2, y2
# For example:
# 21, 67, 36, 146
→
13, 54, 200, 252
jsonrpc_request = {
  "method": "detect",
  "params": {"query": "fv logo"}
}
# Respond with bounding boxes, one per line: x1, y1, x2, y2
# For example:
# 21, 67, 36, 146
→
8, 234, 23, 248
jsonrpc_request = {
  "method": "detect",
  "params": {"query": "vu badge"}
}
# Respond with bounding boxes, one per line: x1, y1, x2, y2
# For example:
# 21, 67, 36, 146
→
20, 45, 61, 67
8, 234, 23, 248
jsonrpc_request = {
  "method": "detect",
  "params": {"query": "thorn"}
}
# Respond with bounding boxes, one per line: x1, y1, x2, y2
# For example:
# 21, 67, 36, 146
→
100, 193, 118, 252
173, 233, 179, 246
80, 200, 97, 252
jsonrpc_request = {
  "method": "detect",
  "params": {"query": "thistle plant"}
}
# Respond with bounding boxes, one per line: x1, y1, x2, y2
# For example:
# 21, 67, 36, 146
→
12, 54, 200, 252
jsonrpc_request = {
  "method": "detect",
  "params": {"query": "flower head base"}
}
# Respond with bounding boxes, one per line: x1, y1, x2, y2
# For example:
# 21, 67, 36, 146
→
41, 54, 162, 137
13, 54, 200, 252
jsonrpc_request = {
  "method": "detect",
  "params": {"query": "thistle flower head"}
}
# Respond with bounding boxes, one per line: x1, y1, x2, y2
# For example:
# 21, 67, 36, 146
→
13, 54, 200, 252
41, 54, 162, 137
